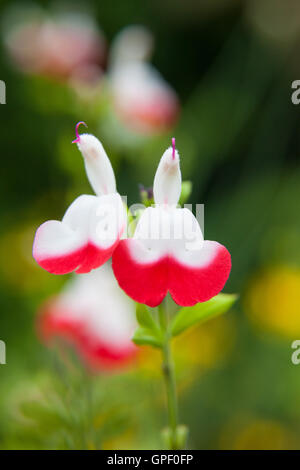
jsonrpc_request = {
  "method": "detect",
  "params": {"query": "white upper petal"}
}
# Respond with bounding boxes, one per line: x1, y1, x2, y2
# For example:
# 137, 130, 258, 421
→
76, 133, 116, 196
88, 193, 126, 249
62, 194, 97, 239
153, 146, 181, 206
63, 193, 125, 250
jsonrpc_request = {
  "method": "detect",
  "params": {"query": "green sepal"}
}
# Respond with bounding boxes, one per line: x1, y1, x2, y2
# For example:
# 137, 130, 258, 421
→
132, 327, 163, 348
133, 304, 163, 348
136, 303, 160, 331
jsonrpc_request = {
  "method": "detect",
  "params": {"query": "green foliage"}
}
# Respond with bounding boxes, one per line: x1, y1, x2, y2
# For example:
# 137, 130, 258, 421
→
179, 181, 192, 206
136, 303, 160, 331
0, 367, 138, 450
132, 327, 163, 348
133, 294, 237, 347
171, 293, 238, 337
133, 305, 163, 347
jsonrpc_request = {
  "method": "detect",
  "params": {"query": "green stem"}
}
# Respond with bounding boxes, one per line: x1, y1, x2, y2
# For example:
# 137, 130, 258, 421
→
160, 301, 179, 450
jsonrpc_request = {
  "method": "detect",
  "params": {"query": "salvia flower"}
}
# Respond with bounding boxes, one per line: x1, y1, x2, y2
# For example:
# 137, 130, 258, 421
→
33, 123, 126, 274
38, 262, 137, 371
109, 26, 179, 134
112, 139, 231, 307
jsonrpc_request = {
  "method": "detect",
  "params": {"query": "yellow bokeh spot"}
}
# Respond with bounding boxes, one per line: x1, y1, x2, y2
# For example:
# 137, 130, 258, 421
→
245, 265, 300, 338
220, 417, 295, 450
102, 427, 136, 450
173, 313, 235, 369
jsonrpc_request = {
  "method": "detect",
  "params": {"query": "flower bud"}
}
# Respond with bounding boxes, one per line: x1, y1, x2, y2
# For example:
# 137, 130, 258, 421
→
153, 140, 181, 206
76, 132, 116, 196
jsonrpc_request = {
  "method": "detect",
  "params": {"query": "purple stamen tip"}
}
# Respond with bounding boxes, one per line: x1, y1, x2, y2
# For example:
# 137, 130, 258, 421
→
171, 137, 176, 159
72, 121, 88, 144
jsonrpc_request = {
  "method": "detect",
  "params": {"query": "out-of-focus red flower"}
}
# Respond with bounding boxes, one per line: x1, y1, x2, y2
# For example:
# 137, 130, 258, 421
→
4, 12, 106, 82
109, 26, 179, 134
37, 263, 138, 372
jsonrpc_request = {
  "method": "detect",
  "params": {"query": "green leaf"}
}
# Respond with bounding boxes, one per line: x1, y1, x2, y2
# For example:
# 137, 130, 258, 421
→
136, 303, 160, 331
179, 181, 192, 205
132, 327, 163, 348
171, 293, 238, 337
19, 401, 64, 431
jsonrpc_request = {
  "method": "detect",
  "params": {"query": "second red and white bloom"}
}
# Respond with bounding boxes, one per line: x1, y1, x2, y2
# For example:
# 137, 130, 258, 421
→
112, 140, 231, 307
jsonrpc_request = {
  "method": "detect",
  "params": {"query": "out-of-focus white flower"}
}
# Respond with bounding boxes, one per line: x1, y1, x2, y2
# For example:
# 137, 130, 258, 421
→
108, 26, 179, 134
38, 262, 137, 371
3, 8, 179, 133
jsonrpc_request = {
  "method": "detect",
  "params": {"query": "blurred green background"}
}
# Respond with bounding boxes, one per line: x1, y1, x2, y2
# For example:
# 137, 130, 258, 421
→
1, 0, 300, 450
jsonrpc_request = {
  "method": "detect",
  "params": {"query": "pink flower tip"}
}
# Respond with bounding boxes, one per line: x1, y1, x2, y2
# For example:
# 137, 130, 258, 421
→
171, 137, 176, 159
72, 121, 88, 144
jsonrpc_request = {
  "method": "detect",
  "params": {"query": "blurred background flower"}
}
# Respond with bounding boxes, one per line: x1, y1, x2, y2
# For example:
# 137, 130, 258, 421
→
38, 263, 138, 371
108, 26, 179, 134
3, 7, 106, 83
1, 0, 300, 450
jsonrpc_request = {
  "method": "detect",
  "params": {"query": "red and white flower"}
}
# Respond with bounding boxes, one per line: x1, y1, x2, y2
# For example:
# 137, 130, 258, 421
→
33, 123, 126, 275
112, 139, 231, 307
38, 262, 137, 371
109, 26, 179, 134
